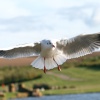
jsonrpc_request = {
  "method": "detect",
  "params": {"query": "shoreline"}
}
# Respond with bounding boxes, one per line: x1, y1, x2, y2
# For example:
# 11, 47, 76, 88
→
4, 88, 100, 99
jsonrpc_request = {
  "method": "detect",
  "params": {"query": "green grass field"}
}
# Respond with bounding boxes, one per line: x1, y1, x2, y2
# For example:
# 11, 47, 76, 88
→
4, 65, 100, 98
23, 66, 100, 95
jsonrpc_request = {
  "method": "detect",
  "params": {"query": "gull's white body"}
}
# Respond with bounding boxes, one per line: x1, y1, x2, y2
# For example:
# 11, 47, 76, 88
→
31, 40, 67, 70
0, 33, 100, 72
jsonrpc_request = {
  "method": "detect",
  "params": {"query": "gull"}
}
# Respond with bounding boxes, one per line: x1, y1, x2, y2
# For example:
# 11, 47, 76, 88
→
0, 33, 100, 73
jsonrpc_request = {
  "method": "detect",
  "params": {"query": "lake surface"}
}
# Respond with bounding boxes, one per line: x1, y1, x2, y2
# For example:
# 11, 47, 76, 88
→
10, 93, 100, 100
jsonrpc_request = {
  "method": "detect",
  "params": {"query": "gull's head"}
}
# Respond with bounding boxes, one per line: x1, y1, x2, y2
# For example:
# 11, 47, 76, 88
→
41, 40, 55, 50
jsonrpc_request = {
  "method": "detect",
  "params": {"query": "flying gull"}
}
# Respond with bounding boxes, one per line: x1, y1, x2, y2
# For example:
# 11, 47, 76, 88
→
0, 33, 100, 73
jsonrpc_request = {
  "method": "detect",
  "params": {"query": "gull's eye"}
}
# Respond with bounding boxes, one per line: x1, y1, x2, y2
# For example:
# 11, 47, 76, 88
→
48, 41, 51, 44
47, 43, 49, 45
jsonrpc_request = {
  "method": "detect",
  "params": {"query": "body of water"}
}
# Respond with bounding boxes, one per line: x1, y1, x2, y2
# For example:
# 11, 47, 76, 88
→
10, 93, 100, 100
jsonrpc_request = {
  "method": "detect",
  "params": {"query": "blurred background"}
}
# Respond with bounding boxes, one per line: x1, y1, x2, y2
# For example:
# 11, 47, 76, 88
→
0, 0, 100, 100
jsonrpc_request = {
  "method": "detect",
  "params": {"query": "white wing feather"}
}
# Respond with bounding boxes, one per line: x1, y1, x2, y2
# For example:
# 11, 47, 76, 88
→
0, 42, 41, 59
56, 33, 100, 59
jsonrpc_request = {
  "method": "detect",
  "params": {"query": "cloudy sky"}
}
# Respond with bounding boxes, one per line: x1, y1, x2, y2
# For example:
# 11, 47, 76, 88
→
0, 0, 100, 48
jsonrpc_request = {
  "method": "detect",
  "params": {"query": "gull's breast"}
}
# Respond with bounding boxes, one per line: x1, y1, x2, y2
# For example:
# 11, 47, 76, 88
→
40, 48, 58, 58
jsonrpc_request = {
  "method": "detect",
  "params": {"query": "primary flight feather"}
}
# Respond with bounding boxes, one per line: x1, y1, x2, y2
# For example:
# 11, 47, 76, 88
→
0, 33, 100, 73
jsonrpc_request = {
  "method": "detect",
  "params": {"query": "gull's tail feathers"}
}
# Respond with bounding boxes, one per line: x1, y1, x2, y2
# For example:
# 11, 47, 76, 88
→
31, 56, 44, 69
54, 54, 67, 65
31, 54, 67, 70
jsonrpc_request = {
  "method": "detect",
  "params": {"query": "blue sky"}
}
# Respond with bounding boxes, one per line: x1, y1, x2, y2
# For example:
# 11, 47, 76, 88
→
0, 0, 100, 48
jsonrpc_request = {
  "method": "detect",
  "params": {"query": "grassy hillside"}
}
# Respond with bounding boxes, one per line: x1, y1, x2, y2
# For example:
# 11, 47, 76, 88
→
0, 57, 36, 67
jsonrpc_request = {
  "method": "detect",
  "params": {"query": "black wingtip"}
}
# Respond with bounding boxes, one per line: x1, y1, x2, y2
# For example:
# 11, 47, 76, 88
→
98, 34, 100, 41
0, 50, 6, 56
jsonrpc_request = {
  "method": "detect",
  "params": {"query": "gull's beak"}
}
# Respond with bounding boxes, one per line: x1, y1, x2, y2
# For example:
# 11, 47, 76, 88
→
52, 45, 55, 48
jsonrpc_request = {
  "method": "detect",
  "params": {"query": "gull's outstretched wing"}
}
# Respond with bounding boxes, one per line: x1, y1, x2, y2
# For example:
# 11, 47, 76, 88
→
56, 33, 100, 59
0, 43, 41, 59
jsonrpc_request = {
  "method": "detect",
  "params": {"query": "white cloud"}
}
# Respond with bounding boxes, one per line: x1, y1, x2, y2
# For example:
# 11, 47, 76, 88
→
0, 25, 7, 30
0, 0, 31, 19
93, 7, 100, 24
